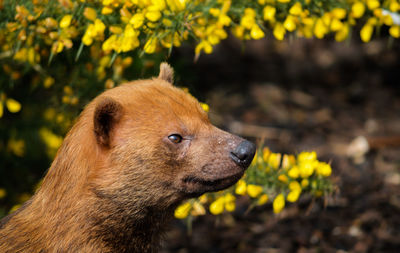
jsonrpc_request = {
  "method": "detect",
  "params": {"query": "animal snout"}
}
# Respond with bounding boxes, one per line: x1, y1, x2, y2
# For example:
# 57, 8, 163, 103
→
230, 140, 256, 168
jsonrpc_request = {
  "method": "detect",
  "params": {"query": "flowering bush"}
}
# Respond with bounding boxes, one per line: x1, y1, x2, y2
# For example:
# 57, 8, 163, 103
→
174, 147, 335, 223
1, 0, 400, 115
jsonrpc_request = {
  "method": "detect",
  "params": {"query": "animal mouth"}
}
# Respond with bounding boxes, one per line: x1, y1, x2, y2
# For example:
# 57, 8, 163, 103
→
181, 171, 245, 195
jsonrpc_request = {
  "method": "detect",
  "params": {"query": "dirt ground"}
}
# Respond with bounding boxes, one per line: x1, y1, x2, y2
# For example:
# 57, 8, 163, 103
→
161, 37, 400, 252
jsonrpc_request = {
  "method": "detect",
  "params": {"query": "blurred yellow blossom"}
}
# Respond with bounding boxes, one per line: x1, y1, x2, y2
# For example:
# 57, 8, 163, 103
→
389, 25, 400, 38
360, 23, 374, 42
84, 7, 97, 21
6, 98, 21, 113
174, 202, 192, 219
263, 6, 276, 21
235, 179, 247, 195
209, 197, 224, 215
352, 2, 366, 18
0, 188, 6, 199
247, 184, 263, 198
289, 3, 302, 16
257, 194, 269, 205
59, 15, 72, 28
273, 194, 285, 213
273, 22, 285, 40
366, 0, 380, 10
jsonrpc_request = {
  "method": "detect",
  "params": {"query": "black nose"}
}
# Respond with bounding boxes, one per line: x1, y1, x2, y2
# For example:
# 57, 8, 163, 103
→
230, 140, 256, 168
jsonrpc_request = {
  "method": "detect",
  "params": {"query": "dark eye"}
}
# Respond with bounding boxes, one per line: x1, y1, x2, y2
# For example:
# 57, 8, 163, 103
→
168, 134, 183, 144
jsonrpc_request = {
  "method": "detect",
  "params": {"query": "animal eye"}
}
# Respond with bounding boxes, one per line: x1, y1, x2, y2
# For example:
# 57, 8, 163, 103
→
168, 134, 183, 144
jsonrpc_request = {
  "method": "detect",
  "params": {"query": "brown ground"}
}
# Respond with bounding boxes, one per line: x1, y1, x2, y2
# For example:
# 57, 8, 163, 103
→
161, 37, 400, 252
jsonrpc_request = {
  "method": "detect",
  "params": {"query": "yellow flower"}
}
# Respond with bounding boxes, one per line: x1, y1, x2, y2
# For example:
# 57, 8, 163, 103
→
331, 8, 347, 19
102, 35, 118, 51
288, 166, 300, 178
0, 103, 3, 118
273, 22, 285, 40
166, 0, 186, 12
289, 181, 301, 192
174, 202, 192, 219
235, 179, 247, 195
299, 163, 314, 178
59, 15, 72, 28
268, 152, 281, 169
278, 174, 288, 183
241, 8, 256, 29
224, 193, 236, 212
144, 38, 158, 54
389, 25, 400, 38
257, 194, 269, 205
277, 0, 290, 3
44, 76, 55, 88
390, 1, 400, 12
102, 6, 113, 15
82, 32, 93, 46
335, 24, 349, 42
247, 184, 263, 198
273, 194, 285, 213
231, 25, 245, 39
382, 14, 393, 26
152, 0, 166, 10
146, 9, 162, 22
250, 24, 265, 40
331, 18, 344, 31
281, 154, 295, 170
314, 18, 328, 39
316, 162, 332, 177
263, 6, 276, 21
218, 14, 231, 26
283, 15, 297, 32
298, 151, 317, 163
84, 7, 97, 21
191, 201, 206, 216
130, 13, 145, 29
195, 40, 213, 55
199, 194, 208, 203
39, 127, 63, 150
209, 8, 220, 17
360, 24, 373, 42
287, 190, 301, 202
366, 0, 380, 10
0, 188, 6, 199
6, 98, 21, 113
209, 197, 224, 215
94, 19, 106, 34
262, 147, 270, 162
351, 2, 365, 18
200, 103, 209, 112
289, 2, 302, 16
301, 178, 309, 188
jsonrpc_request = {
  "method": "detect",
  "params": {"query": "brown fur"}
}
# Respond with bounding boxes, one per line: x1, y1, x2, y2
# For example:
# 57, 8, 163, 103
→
0, 63, 253, 252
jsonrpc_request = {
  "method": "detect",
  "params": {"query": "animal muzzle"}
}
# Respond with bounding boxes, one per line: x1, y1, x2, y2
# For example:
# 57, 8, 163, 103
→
230, 140, 256, 169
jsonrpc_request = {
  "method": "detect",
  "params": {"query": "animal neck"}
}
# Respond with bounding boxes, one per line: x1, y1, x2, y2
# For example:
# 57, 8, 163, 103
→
89, 201, 175, 253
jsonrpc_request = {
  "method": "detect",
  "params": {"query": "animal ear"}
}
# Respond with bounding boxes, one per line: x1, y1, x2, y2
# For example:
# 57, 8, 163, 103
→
158, 62, 174, 84
93, 97, 123, 148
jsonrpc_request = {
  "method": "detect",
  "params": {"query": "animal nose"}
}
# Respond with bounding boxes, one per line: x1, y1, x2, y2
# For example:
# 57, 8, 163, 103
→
230, 140, 256, 168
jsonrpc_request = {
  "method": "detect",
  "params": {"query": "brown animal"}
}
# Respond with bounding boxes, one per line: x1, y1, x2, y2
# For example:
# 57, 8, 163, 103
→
0, 63, 255, 252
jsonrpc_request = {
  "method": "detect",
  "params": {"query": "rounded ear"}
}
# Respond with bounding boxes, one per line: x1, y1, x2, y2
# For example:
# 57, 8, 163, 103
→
93, 97, 123, 148
158, 62, 174, 84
